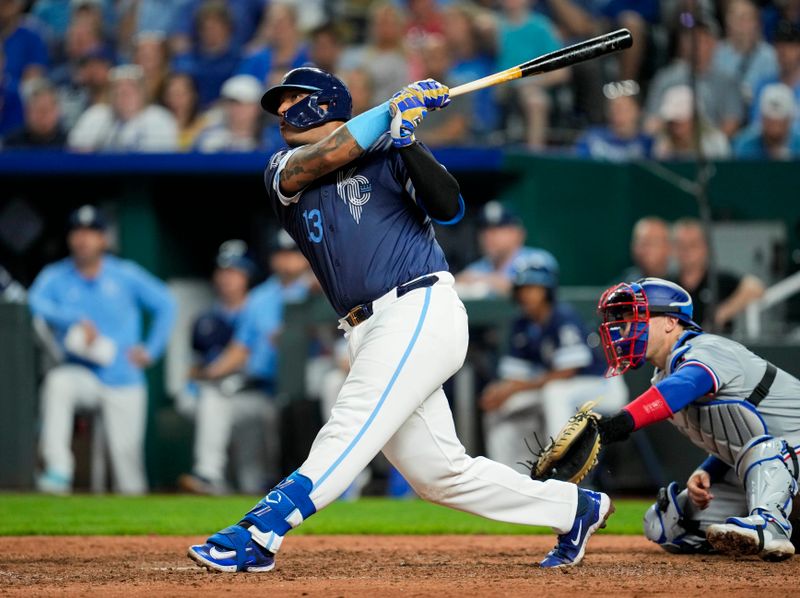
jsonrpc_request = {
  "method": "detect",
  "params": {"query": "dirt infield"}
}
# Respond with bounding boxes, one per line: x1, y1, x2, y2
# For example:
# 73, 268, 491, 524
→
2, 535, 799, 597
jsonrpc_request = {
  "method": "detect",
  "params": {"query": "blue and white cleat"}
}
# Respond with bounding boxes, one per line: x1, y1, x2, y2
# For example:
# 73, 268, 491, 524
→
188, 525, 276, 573
539, 489, 614, 568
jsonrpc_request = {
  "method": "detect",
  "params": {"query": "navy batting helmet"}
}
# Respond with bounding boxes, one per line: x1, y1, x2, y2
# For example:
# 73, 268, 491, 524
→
511, 251, 560, 290
260, 67, 352, 129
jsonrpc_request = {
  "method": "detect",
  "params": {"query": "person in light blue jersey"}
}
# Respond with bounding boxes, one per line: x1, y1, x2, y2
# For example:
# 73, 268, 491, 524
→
28, 205, 176, 495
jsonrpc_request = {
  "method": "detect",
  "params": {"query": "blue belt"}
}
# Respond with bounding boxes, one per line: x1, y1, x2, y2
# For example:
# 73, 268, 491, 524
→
343, 275, 439, 327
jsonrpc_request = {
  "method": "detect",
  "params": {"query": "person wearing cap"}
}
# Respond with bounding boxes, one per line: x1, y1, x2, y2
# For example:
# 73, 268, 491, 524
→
193, 74, 264, 152
28, 205, 177, 494
645, 15, 744, 138
575, 80, 653, 161
183, 233, 314, 494
652, 85, 731, 160
734, 82, 800, 158
456, 201, 553, 298
179, 240, 278, 496
68, 63, 178, 152
749, 20, 800, 126
3, 77, 67, 148
480, 252, 628, 471
0, 0, 48, 82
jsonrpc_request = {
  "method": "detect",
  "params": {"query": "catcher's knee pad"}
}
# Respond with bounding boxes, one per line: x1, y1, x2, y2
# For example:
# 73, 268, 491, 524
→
643, 482, 710, 554
240, 472, 316, 553
735, 435, 798, 526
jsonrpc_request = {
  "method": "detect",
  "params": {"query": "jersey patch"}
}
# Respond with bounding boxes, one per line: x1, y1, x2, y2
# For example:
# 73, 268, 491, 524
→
337, 167, 372, 224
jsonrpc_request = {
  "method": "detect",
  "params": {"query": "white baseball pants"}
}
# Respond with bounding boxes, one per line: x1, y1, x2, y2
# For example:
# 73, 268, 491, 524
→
39, 364, 147, 494
192, 384, 280, 493
297, 272, 578, 533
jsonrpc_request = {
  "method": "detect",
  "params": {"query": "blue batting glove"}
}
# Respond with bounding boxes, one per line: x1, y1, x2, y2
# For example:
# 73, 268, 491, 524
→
408, 79, 450, 110
389, 89, 427, 148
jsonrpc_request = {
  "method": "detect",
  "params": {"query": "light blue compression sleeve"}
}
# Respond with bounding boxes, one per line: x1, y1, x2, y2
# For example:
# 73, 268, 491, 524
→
345, 101, 391, 149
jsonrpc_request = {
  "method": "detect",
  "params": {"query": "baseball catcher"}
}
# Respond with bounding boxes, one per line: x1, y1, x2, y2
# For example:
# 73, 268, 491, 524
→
535, 277, 800, 561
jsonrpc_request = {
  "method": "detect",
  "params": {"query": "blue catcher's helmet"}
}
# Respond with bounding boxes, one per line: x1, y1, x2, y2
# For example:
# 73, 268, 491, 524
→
597, 277, 699, 376
260, 67, 352, 129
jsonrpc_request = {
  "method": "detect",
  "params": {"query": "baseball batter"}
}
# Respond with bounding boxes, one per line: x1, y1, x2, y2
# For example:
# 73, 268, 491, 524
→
594, 277, 800, 560
188, 67, 613, 572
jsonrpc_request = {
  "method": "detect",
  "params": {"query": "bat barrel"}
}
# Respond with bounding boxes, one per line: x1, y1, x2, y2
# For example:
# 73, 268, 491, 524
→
520, 29, 633, 77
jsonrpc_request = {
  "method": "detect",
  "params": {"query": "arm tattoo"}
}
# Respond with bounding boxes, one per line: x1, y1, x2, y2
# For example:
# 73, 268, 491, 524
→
280, 126, 364, 194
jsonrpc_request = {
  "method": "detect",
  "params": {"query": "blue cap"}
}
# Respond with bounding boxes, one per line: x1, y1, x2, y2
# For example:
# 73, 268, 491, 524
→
68, 205, 108, 232
478, 201, 522, 228
511, 250, 560, 289
215, 239, 257, 278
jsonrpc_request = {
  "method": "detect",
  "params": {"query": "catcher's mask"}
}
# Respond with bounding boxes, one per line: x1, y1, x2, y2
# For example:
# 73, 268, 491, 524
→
598, 277, 700, 376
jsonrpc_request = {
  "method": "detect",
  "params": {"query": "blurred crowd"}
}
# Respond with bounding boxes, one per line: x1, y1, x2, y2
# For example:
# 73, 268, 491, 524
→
0, 0, 799, 158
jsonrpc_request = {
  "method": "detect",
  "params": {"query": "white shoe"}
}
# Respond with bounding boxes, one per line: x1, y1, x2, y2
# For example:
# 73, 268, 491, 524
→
707, 514, 794, 562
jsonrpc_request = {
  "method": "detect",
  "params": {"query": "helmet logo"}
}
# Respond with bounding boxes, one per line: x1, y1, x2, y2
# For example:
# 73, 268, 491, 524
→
337, 167, 372, 224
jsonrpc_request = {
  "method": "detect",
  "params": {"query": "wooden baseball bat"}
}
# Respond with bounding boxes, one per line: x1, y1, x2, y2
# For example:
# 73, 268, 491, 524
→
449, 29, 633, 98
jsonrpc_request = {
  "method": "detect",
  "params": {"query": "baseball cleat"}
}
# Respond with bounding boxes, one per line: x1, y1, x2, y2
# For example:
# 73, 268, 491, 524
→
188, 525, 276, 573
539, 489, 614, 568
707, 515, 795, 562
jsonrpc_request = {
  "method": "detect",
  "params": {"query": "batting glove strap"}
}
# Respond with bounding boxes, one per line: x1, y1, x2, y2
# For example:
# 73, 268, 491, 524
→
409, 79, 451, 110
390, 91, 427, 148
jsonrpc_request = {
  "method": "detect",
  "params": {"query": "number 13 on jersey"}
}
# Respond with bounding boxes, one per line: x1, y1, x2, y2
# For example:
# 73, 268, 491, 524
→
302, 209, 323, 243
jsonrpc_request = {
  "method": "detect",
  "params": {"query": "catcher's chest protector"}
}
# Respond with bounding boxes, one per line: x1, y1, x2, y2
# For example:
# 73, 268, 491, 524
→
669, 402, 766, 465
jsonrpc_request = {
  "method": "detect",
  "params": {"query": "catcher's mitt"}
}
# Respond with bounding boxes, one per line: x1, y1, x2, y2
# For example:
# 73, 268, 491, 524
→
530, 400, 602, 484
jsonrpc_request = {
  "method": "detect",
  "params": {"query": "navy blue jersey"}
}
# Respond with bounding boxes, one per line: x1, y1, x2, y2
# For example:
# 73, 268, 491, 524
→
264, 134, 451, 316
506, 303, 606, 377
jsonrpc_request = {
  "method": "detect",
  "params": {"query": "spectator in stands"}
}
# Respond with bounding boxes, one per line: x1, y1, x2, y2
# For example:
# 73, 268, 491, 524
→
621, 216, 673, 281
456, 201, 552, 298
0, 45, 24, 139
575, 80, 653, 161
194, 74, 263, 152
763, 0, 800, 42
340, 68, 373, 116
442, 3, 500, 140
480, 254, 628, 471
405, 0, 445, 80
161, 71, 207, 150
750, 20, 800, 126
28, 205, 176, 494
308, 22, 344, 75
237, 2, 308, 89
713, 0, 779, 105
1, 0, 49, 81
33, 0, 114, 41
171, 0, 240, 108
344, 2, 410, 107
68, 64, 178, 152
645, 16, 744, 138
178, 240, 276, 495
49, 5, 105, 88
170, 0, 264, 57
57, 44, 113, 130
734, 82, 800, 158
671, 217, 765, 331
4, 78, 67, 148
652, 85, 731, 159
182, 232, 313, 494
133, 31, 169, 103
414, 35, 470, 146
497, 0, 568, 149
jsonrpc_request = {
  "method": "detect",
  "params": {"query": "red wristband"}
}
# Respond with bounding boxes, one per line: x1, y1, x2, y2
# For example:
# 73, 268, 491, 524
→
623, 386, 673, 430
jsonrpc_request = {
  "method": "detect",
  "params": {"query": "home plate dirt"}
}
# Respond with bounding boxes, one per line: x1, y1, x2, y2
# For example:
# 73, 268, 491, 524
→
1, 535, 798, 597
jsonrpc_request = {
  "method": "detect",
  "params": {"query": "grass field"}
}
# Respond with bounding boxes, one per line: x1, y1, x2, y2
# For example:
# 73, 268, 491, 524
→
0, 495, 649, 536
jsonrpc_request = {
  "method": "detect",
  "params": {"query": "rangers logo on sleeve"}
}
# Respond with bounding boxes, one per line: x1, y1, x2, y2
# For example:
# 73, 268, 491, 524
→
337, 167, 372, 224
